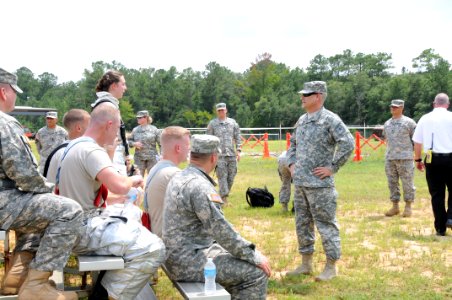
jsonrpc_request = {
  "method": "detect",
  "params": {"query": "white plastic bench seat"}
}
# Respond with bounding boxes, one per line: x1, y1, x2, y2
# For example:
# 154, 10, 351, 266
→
77, 255, 124, 272
0, 296, 17, 300
162, 265, 230, 300
174, 282, 230, 300
52, 255, 125, 291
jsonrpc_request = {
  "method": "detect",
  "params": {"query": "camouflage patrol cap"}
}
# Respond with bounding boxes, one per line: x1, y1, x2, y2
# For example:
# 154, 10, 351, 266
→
136, 110, 149, 118
298, 81, 327, 94
216, 103, 227, 111
0, 68, 23, 94
46, 111, 58, 118
191, 134, 221, 154
390, 99, 404, 107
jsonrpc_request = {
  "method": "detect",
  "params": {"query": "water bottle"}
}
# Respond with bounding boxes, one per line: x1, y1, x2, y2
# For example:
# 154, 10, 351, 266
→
204, 258, 216, 295
122, 187, 142, 220
126, 188, 139, 205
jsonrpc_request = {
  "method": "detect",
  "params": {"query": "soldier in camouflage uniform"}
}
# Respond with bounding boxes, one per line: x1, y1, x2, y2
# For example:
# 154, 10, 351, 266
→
278, 151, 293, 212
128, 110, 161, 176
35, 111, 68, 174
0, 68, 83, 299
286, 81, 354, 281
163, 134, 271, 299
206, 103, 241, 204
383, 100, 417, 218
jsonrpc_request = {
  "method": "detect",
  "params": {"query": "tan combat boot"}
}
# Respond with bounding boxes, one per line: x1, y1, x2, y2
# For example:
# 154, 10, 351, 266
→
287, 254, 313, 275
2, 251, 34, 295
315, 259, 338, 281
18, 269, 78, 300
281, 203, 289, 212
402, 201, 412, 217
384, 202, 400, 217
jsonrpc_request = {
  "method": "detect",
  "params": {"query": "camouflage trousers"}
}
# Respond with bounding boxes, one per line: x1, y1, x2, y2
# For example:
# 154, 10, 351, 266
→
168, 244, 267, 300
278, 164, 292, 204
294, 185, 341, 260
385, 159, 415, 202
215, 156, 237, 198
1, 191, 83, 271
134, 156, 158, 177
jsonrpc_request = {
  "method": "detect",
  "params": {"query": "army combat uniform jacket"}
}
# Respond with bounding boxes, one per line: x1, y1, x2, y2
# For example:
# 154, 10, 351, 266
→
35, 125, 68, 172
383, 115, 416, 160
287, 107, 354, 187
0, 112, 55, 226
128, 124, 161, 160
163, 165, 260, 279
207, 117, 241, 157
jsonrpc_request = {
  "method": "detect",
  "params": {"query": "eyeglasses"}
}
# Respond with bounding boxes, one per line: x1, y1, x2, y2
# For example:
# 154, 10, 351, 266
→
301, 92, 318, 97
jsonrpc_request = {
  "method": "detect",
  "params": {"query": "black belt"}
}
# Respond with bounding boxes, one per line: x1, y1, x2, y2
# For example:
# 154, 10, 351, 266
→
432, 153, 452, 157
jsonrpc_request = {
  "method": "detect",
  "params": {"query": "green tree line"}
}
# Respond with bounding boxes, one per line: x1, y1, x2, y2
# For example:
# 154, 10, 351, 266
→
13, 49, 451, 132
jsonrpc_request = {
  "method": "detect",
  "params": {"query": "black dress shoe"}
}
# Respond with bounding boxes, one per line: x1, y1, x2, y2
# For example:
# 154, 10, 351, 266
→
436, 231, 446, 236
446, 219, 452, 229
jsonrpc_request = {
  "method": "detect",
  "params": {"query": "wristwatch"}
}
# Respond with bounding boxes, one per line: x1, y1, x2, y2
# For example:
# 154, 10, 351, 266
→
414, 158, 422, 163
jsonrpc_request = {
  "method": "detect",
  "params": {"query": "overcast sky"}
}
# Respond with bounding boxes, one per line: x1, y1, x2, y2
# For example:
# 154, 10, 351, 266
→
3, 0, 451, 83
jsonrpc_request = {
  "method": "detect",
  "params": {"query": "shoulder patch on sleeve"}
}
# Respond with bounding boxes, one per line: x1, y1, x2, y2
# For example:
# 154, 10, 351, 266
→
208, 193, 223, 204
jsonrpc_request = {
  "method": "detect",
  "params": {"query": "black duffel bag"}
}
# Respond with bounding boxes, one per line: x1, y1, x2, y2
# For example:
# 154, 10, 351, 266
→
246, 186, 274, 208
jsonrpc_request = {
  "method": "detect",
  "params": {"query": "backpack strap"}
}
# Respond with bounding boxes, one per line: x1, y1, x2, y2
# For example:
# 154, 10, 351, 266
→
43, 142, 69, 178
143, 161, 175, 211
246, 187, 252, 206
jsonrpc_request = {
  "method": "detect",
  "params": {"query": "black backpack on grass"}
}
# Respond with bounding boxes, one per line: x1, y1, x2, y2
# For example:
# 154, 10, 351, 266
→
246, 186, 274, 208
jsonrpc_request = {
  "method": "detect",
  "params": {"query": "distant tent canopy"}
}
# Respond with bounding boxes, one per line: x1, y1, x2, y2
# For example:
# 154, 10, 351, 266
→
8, 106, 57, 116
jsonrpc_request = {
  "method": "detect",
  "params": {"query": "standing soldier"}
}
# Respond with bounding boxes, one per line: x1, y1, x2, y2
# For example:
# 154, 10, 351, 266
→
128, 110, 161, 176
163, 134, 271, 299
278, 151, 293, 212
0, 68, 82, 299
35, 111, 68, 174
383, 100, 417, 217
207, 103, 241, 204
286, 81, 354, 281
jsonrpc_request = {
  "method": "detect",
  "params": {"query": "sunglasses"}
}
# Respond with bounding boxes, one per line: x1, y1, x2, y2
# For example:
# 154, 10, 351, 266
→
136, 116, 146, 119
302, 92, 318, 97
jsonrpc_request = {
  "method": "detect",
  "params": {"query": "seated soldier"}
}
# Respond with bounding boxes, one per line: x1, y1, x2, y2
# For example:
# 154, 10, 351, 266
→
0, 68, 83, 300
145, 126, 191, 238
2, 109, 91, 296
45, 108, 91, 183
57, 102, 165, 300
163, 134, 271, 299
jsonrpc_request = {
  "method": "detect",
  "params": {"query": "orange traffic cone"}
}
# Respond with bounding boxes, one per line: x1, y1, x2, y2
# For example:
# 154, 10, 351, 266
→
286, 132, 291, 150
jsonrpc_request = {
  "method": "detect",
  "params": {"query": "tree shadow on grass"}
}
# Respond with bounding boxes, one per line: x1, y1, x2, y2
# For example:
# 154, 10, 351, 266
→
391, 229, 451, 242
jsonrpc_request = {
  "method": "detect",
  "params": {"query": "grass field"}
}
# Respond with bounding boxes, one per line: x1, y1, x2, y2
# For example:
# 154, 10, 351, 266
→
18, 140, 452, 299
156, 140, 451, 299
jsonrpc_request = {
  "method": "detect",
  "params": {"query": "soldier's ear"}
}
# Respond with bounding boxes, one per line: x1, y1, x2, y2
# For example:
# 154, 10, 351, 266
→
0, 86, 7, 101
